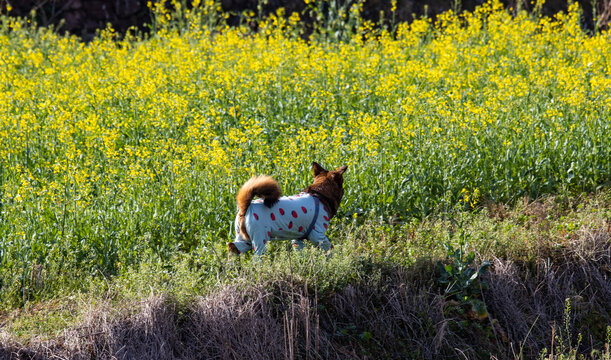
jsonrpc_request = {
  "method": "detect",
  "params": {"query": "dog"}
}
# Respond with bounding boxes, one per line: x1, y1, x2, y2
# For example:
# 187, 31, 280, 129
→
228, 162, 347, 257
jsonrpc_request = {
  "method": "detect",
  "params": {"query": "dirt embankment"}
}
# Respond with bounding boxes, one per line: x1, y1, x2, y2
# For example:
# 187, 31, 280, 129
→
1, 0, 608, 41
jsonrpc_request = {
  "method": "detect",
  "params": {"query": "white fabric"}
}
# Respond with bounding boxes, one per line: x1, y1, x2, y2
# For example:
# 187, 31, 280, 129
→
233, 193, 332, 256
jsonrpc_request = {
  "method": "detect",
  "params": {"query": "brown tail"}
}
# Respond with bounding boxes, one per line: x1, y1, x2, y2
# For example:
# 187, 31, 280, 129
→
237, 176, 282, 240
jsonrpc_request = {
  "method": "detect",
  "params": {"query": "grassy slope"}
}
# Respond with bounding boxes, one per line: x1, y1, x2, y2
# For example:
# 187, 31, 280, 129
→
1, 191, 609, 359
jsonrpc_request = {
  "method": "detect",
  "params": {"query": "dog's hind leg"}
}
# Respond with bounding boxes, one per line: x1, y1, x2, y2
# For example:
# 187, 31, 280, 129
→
229, 239, 252, 254
251, 229, 270, 257
230, 215, 253, 255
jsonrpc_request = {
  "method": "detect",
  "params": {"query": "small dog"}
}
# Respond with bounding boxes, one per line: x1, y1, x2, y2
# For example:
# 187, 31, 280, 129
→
228, 162, 347, 256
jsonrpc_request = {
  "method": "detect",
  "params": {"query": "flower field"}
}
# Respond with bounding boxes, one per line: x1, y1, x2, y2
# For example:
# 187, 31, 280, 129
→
0, 1, 610, 306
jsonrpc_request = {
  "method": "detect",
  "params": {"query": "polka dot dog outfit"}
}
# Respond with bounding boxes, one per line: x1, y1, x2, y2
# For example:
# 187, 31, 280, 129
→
233, 192, 332, 256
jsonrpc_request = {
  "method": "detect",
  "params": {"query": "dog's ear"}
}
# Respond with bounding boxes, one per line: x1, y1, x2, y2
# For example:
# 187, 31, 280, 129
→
312, 162, 326, 176
335, 165, 347, 175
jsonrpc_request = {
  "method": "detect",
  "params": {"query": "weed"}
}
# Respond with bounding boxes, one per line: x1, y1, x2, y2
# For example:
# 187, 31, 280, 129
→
437, 222, 491, 318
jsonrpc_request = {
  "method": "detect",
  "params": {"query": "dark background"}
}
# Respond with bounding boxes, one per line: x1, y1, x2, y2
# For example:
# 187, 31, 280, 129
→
0, 0, 605, 40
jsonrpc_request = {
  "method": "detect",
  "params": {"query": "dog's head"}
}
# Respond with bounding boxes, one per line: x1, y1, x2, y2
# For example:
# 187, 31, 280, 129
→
304, 162, 347, 219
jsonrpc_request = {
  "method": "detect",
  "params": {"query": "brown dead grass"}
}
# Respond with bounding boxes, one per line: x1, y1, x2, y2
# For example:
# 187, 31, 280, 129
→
486, 228, 611, 359
0, 226, 609, 360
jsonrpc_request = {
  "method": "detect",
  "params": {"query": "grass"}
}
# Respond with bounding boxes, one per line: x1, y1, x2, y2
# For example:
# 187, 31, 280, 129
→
1, 190, 609, 358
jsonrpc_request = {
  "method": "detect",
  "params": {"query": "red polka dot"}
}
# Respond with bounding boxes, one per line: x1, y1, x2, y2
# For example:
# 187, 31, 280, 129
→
254, 213, 259, 220
267, 231, 271, 237
278, 228, 283, 231
323, 206, 328, 212
271, 213, 276, 221
324, 215, 329, 221
301, 206, 307, 213
264, 240, 267, 244
292, 210, 298, 218
324, 223, 328, 229
288, 221, 293, 229
298, 226, 303, 232
279, 208, 285, 215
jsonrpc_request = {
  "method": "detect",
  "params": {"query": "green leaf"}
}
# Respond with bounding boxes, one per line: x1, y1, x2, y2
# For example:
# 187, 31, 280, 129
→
478, 261, 491, 275
437, 260, 446, 272
471, 299, 488, 318
468, 270, 479, 282
466, 252, 475, 264
445, 264, 454, 274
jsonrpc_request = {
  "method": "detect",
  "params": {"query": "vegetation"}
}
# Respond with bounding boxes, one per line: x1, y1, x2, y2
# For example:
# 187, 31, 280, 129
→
0, 0, 610, 358
1, 191, 610, 358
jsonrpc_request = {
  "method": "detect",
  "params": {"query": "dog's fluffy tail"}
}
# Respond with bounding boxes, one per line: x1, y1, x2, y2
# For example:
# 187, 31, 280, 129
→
237, 176, 281, 240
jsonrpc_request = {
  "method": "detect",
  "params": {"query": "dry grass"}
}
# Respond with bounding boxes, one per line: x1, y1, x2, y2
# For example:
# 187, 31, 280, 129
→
0, 223, 608, 359
486, 228, 611, 359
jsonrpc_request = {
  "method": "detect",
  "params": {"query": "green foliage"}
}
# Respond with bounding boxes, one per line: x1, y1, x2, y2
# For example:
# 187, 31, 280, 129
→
304, 0, 368, 42
437, 223, 490, 318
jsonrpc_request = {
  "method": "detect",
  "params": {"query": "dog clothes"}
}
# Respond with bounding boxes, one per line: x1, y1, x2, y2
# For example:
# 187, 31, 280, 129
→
233, 192, 332, 256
